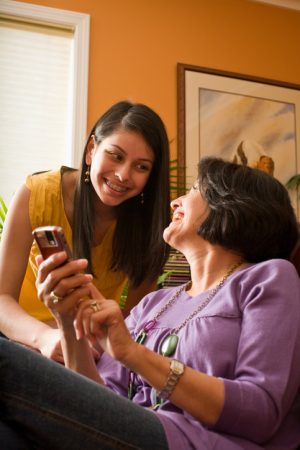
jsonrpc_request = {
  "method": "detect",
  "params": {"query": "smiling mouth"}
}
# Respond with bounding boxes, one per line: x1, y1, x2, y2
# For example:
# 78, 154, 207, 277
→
105, 179, 128, 193
172, 213, 183, 222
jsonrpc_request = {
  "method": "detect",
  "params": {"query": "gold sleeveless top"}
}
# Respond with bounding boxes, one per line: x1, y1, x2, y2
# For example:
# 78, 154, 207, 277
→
19, 167, 127, 322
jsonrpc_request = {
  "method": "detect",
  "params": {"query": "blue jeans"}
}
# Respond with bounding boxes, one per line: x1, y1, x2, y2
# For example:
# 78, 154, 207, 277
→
0, 338, 169, 449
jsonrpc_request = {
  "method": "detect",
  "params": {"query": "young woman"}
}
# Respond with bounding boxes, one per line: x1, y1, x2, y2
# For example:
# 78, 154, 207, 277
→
1, 157, 299, 449
0, 100, 170, 362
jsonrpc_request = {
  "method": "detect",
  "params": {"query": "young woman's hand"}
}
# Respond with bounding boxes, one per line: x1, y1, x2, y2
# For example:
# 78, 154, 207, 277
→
35, 253, 101, 362
35, 252, 93, 325
74, 284, 137, 365
37, 327, 64, 362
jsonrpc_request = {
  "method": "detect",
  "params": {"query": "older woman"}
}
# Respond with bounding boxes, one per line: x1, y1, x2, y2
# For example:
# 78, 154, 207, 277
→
0, 157, 300, 450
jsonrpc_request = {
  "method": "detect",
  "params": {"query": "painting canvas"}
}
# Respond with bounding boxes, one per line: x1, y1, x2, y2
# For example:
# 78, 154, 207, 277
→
177, 64, 300, 216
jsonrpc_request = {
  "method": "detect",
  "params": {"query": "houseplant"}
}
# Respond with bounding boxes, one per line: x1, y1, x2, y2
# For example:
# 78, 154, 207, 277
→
169, 158, 186, 199
0, 196, 7, 240
286, 174, 300, 192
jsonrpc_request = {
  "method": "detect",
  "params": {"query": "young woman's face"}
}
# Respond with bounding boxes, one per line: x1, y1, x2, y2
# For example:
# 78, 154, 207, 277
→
163, 182, 209, 249
86, 130, 154, 206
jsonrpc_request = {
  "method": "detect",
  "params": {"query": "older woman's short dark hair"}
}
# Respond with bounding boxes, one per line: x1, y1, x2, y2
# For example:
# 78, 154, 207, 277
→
197, 157, 299, 262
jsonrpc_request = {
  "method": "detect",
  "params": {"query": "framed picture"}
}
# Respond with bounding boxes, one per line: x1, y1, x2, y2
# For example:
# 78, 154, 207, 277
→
177, 63, 300, 216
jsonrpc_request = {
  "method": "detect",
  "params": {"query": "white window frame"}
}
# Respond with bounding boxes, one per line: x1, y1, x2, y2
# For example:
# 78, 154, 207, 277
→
0, 0, 90, 168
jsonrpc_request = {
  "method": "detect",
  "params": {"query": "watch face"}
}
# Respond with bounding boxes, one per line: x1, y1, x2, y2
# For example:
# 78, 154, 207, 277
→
156, 359, 185, 401
171, 359, 185, 375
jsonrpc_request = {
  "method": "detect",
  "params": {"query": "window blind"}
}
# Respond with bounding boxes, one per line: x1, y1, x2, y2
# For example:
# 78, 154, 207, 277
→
0, 17, 74, 205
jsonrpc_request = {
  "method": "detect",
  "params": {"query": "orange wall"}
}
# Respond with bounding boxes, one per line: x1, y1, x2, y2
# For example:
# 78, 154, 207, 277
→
17, 0, 300, 159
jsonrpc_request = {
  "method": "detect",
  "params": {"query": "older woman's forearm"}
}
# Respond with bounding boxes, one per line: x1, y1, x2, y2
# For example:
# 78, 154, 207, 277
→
122, 344, 224, 426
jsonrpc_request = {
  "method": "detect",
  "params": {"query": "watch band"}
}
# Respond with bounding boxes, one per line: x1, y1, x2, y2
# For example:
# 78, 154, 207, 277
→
156, 359, 185, 400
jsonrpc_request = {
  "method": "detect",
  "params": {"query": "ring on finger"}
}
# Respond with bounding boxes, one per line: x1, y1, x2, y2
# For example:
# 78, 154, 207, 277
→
90, 302, 100, 313
50, 290, 64, 304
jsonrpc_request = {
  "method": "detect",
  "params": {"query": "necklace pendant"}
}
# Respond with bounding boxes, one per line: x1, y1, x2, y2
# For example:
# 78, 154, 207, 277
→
136, 331, 147, 345
136, 320, 157, 345
160, 334, 178, 357
128, 379, 134, 400
144, 319, 157, 332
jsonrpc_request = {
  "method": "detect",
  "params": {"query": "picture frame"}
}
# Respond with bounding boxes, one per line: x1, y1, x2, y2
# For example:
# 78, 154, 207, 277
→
177, 63, 300, 216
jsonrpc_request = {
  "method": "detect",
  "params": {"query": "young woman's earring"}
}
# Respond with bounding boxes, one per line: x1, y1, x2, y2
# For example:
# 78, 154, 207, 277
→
84, 166, 90, 183
140, 192, 144, 204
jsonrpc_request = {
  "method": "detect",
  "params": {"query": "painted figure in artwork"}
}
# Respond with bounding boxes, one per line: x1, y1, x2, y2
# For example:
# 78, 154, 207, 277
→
233, 140, 275, 177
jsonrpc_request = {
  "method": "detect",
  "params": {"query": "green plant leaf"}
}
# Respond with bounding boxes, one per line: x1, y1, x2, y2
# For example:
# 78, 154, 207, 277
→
0, 196, 8, 214
286, 174, 300, 190
157, 270, 172, 285
0, 196, 8, 237
169, 159, 186, 196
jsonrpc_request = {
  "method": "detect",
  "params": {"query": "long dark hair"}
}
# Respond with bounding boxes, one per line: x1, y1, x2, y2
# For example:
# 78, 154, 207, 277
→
73, 101, 170, 287
197, 157, 298, 262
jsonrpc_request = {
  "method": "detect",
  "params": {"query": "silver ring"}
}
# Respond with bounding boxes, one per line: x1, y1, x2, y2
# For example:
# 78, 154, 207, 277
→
90, 302, 100, 313
50, 290, 63, 304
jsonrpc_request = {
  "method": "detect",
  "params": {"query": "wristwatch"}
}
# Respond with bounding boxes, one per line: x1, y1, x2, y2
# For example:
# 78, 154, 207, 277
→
157, 359, 185, 400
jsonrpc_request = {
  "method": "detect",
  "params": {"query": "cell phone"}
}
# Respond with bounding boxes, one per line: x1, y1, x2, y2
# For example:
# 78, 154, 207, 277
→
32, 226, 73, 261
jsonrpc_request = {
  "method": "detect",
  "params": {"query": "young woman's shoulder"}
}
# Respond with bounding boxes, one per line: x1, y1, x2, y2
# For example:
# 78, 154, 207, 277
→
25, 167, 78, 230
25, 166, 76, 191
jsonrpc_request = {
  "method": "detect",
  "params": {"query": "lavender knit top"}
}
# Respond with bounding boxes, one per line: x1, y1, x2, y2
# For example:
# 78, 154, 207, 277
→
97, 260, 300, 450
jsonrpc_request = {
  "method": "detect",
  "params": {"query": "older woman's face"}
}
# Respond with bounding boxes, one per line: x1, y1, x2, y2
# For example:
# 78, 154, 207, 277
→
163, 181, 209, 249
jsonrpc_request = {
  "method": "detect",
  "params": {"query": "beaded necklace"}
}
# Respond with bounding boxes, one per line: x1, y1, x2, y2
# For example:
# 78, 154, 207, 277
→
128, 260, 243, 400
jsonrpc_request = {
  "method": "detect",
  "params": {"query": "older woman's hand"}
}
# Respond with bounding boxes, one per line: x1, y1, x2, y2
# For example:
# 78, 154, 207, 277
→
74, 284, 136, 364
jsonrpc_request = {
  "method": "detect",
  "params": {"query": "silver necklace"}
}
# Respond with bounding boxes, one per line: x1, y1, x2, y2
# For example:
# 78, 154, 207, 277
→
128, 260, 243, 400
137, 260, 243, 355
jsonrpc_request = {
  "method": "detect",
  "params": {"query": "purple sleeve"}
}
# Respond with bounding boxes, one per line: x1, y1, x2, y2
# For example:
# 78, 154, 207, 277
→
215, 260, 300, 443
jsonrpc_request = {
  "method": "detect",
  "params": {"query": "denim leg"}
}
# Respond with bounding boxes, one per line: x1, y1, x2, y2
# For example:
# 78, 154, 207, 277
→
0, 338, 169, 450
0, 419, 32, 449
